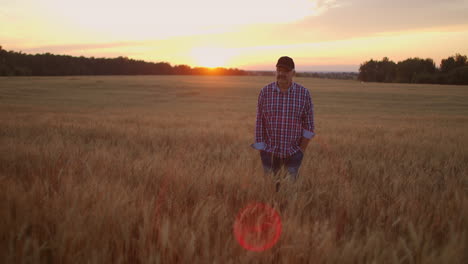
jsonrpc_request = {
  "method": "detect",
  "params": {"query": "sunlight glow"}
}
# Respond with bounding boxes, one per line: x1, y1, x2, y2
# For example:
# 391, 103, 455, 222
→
2, 0, 467, 71
190, 47, 239, 68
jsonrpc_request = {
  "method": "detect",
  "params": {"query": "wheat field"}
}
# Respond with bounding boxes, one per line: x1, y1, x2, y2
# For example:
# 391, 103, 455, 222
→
1, 76, 467, 263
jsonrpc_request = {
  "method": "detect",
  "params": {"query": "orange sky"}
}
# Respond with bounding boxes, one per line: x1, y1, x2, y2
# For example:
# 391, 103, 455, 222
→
1, 0, 468, 71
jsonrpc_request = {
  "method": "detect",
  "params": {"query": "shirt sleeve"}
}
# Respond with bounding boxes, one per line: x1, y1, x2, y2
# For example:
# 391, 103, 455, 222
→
302, 90, 315, 139
252, 89, 267, 150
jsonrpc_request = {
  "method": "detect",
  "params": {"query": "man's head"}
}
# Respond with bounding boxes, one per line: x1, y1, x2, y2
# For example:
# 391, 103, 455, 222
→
276, 56, 295, 86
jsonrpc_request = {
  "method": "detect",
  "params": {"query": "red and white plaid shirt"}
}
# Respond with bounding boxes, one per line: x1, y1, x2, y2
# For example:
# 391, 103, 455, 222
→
252, 82, 315, 158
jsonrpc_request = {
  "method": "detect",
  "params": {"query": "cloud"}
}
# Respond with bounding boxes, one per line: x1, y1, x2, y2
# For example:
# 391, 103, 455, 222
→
20, 42, 139, 54
293, 0, 468, 39
34, 0, 343, 41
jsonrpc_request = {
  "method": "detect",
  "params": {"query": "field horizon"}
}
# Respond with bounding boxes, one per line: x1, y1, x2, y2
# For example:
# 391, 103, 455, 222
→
1, 76, 467, 263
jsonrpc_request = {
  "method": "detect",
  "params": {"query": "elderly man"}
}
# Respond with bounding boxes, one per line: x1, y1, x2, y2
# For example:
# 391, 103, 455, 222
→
251, 56, 315, 189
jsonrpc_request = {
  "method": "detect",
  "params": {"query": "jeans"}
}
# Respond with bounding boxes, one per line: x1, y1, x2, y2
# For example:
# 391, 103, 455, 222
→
259, 150, 304, 182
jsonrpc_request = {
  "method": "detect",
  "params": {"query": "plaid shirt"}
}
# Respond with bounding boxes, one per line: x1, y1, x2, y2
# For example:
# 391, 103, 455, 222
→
252, 82, 315, 158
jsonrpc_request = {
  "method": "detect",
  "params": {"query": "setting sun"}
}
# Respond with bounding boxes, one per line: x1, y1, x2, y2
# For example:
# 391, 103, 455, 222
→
190, 47, 238, 68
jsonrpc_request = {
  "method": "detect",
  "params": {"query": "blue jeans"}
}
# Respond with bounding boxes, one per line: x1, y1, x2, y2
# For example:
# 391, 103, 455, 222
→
259, 150, 304, 182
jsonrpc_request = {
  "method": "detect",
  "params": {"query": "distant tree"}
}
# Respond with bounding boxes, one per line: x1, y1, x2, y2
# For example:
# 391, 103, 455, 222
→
396, 58, 436, 83
358, 59, 378, 82
440, 54, 468, 73
445, 66, 468, 85
173, 64, 192, 75
0, 45, 11, 75
0, 47, 248, 76
377, 57, 397, 82
359, 54, 467, 85
153, 62, 173, 75
358, 57, 396, 82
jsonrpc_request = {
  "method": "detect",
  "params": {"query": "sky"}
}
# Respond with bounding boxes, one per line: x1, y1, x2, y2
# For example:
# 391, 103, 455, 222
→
1, 0, 468, 71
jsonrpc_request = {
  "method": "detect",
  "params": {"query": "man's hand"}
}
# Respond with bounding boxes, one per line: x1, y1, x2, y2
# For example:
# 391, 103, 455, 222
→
299, 137, 310, 152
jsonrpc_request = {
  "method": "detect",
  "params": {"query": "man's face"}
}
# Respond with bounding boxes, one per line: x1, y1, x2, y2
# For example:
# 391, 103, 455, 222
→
276, 66, 294, 84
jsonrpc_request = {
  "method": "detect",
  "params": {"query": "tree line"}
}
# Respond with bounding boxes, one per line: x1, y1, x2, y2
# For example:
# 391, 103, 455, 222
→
358, 54, 468, 85
0, 46, 247, 76
295, 71, 357, 80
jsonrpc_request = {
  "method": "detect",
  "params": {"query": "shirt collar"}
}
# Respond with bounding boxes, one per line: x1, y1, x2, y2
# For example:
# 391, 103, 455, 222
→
275, 81, 295, 93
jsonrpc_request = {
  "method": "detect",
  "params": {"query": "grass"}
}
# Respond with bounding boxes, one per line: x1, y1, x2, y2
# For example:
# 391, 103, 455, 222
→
0, 75, 467, 263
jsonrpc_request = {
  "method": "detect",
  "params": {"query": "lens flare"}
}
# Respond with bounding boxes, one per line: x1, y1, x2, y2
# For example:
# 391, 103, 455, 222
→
233, 202, 282, 252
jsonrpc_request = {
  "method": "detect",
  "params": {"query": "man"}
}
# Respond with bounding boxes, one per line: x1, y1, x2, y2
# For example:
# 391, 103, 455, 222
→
251, 56, 315, 189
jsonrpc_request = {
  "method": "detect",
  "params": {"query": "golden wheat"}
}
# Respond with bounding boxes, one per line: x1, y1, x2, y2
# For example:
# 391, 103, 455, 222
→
0, 76, 467, 263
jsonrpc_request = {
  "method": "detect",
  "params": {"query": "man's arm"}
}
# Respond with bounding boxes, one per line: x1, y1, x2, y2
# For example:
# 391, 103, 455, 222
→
251, 90, 267, 150
299, 137, 310, 152
300, 90, 315, 152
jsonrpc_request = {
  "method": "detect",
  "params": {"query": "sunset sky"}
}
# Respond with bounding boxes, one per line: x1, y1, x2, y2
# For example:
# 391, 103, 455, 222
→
2, 0, 468, 71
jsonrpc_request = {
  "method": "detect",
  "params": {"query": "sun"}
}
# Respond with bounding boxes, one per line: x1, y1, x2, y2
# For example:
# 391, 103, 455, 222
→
190, 46, 238, 68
